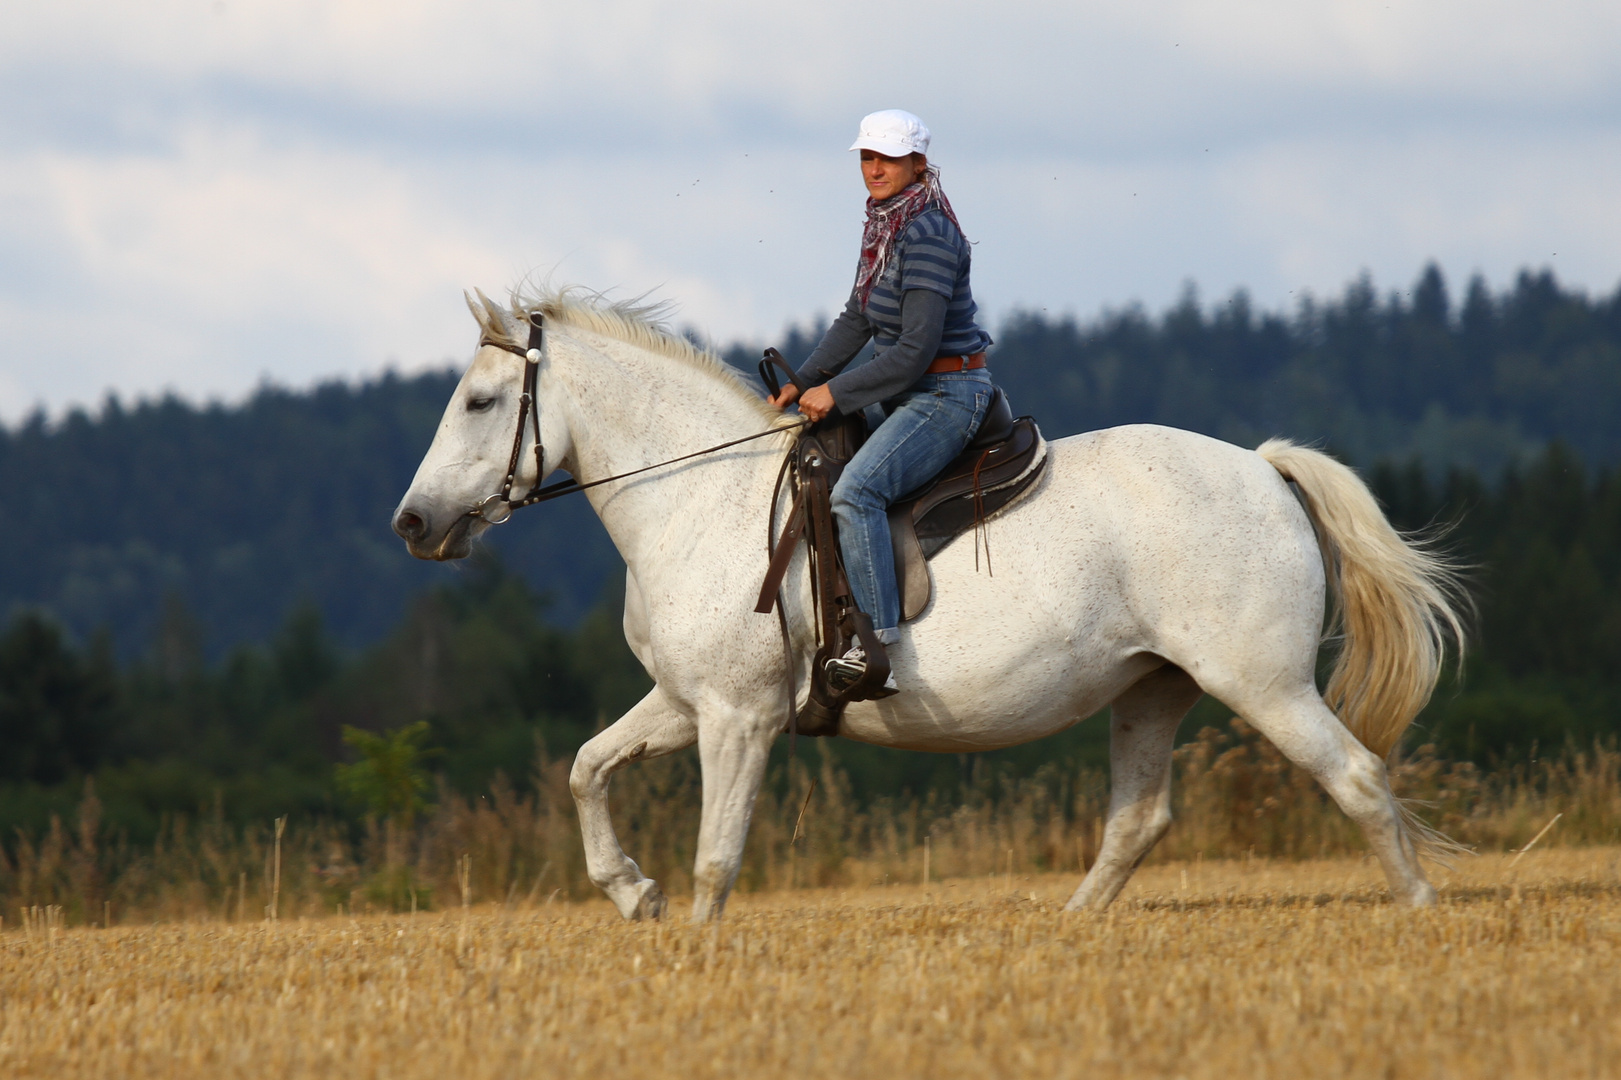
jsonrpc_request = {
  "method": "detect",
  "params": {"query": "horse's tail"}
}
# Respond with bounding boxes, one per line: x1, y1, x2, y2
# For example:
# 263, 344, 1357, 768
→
1256, 439, 1469, 760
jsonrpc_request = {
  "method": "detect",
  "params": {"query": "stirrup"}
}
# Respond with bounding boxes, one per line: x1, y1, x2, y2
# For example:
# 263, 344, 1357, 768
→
825, 645, 899, 699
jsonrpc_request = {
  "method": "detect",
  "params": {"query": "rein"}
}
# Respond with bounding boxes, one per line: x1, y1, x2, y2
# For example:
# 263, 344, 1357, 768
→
469, 316, 808, 524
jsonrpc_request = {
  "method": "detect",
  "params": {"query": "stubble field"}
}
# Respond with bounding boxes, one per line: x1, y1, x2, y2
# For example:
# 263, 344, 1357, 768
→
2, 848, 1618, 1080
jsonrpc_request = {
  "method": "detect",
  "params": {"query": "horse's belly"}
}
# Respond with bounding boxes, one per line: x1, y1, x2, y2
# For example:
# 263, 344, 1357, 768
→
836, 641, 1155, 752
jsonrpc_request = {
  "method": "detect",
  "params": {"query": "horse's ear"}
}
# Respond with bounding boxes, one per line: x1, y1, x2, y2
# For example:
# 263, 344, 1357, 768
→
473, 287, 509, 338
464, 290, 489, 331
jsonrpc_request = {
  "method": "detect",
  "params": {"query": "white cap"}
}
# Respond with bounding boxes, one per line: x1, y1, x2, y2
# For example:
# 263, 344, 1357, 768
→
849, 109, 931, 158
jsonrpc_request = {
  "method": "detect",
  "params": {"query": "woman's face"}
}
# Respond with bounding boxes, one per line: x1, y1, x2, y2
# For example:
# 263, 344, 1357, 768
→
861, 150, 927, 202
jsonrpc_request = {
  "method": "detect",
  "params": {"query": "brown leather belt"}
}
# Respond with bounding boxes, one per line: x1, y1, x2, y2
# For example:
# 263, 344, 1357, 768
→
926, 351, 987, 374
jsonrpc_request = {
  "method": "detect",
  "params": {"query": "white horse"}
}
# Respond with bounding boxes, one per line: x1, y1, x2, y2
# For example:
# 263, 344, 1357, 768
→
393, 287, 1466, 922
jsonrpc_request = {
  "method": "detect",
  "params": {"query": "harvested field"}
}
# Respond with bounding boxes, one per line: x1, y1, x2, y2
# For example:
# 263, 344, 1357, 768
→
3, 848, 1618, 1079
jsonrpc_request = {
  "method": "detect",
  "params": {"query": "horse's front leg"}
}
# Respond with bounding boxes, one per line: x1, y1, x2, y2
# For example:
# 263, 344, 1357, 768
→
689, 705, 777, 922
569, 686, 696, 920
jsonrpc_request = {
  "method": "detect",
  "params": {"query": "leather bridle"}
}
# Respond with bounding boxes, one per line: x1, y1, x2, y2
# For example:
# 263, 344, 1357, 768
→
467, 316, 808, 525
469, 315, 550, 524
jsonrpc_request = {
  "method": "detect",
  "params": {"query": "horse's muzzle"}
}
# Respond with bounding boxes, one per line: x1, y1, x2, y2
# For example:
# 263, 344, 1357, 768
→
393, 505, 475, 561
393, 506, 430, 543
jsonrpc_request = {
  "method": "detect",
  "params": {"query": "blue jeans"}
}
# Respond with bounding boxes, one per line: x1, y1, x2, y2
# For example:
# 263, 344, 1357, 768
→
831, 371, 993, 635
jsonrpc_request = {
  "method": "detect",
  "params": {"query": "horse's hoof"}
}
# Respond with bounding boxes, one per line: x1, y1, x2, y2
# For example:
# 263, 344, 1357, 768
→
632, 881, 668, 921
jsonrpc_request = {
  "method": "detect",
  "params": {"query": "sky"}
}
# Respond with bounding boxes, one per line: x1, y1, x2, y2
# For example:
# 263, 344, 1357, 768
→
3, 0, 1619, 421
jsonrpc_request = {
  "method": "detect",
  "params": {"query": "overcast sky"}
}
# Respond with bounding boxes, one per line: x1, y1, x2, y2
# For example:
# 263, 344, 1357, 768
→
3, 0, 1619, 420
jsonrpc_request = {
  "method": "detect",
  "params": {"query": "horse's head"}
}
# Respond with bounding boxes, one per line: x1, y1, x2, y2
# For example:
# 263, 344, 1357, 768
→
391, 290, 574, 560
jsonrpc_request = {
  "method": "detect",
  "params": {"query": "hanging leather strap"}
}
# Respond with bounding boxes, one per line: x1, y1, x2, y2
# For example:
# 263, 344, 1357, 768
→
755, 495, 806, 614
971, 448, 993, 575
804, 468, 841, 650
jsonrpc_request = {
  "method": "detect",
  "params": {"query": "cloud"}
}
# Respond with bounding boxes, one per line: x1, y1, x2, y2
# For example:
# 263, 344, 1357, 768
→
11, 1, 1619, 148
2, 0, 1619, 417
0, 124, 510, 412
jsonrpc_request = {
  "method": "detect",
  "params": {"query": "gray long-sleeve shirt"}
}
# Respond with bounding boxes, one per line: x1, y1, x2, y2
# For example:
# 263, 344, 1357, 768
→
795, 288, 948, 415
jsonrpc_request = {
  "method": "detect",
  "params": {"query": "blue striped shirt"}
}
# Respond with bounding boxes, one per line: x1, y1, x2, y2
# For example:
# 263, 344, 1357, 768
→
863, 209, 990, 357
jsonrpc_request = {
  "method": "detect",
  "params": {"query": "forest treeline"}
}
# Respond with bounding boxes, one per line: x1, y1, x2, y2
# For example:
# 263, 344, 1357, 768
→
0, 371, 617, 654
993, 264, 1621, 475
1, 262, 1620, 838
0, 555, 652, 839
2, 264, 1617, 658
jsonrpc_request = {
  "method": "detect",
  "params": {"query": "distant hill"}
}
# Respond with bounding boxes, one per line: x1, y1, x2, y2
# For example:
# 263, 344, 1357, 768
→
0, 372, 621, 656
4, 263, 1618, 656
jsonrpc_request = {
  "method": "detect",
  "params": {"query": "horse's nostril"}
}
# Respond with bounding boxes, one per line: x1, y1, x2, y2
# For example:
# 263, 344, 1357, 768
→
394, 509, 428, 542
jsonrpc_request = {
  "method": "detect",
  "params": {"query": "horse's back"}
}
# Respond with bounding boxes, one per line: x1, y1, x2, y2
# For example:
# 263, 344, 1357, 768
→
992, 423, 1315, 574
1049, 423, 1286, 509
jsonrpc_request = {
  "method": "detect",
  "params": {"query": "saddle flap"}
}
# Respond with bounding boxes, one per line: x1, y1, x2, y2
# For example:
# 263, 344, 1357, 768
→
888, 504, 932, 622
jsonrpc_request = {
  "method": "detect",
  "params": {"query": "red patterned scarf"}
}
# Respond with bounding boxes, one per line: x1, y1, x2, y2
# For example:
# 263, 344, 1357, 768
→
854, 165, 962, 308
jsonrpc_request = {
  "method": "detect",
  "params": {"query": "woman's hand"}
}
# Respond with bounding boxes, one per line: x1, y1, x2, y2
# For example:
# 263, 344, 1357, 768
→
769, 383, 835, 422
797, 385, 835, 422
768, 384, 800, 410
765, 381, 829, 418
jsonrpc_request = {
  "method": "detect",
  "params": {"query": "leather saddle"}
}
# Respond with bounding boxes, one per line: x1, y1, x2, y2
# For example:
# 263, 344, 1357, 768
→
886, 386, 1046, 621
754, 351, 1048, 738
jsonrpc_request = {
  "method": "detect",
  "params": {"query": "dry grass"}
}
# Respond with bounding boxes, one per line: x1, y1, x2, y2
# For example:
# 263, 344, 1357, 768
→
5, 725, 1621, 923
1, 847, 1618, 1079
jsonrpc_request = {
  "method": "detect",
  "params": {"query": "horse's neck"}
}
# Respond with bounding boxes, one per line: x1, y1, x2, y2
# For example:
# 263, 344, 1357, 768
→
556, 333, 782, 573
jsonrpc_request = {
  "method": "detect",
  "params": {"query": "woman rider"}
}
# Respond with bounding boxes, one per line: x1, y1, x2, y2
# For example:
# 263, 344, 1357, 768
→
770, 109, 994, 692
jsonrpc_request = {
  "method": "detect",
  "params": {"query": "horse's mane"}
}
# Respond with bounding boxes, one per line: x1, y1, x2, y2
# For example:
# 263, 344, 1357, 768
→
473, 284, 786, 427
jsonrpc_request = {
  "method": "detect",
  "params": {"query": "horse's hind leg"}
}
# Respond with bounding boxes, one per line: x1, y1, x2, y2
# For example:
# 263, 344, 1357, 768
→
1064, 665, 1203, 912
569, 686, 696, 920
1233, 687, 1436, 905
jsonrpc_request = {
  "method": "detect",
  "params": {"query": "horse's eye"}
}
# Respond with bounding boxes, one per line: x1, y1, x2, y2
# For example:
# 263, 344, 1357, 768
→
466, 396, 497, 413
